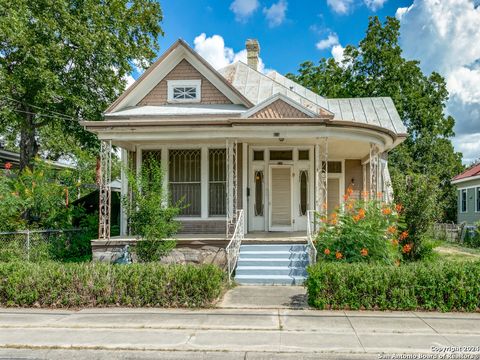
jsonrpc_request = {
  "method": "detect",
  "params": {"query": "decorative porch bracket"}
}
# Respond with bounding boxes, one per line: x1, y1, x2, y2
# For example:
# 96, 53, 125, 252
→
99, 140, 112, 241
226, 139, 238, 238
315, 137, 328, 217
381, 153, 394, 203
369, 143, 380, 200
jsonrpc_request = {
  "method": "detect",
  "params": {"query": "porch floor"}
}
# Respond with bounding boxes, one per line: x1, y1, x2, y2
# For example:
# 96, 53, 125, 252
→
243, 231, 307, 244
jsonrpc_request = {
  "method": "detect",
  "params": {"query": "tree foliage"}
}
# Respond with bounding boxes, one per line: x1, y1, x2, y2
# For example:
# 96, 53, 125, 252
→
287, 16, 463, 221
0, 0, 163, 170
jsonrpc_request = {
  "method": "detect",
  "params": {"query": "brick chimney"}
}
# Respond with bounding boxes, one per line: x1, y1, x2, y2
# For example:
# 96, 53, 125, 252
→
246, 39, 260, 71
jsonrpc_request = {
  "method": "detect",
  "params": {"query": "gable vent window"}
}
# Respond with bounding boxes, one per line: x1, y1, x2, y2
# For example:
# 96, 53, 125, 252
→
167, 80, 201, 103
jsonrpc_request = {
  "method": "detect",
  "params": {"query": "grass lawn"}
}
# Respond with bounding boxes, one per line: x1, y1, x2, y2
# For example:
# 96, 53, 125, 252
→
434, 241, 480, 261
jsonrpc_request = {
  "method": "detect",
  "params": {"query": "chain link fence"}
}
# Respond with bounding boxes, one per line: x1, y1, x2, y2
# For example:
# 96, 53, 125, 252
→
0, 229, 91, 262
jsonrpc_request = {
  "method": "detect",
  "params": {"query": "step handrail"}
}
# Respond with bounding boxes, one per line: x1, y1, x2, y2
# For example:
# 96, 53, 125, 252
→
226, 209, 244, 282
306, 210, 318, 265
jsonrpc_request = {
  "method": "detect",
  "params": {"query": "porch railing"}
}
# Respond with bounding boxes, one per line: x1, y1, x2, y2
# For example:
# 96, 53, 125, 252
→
226, 209, 244, 282
306, 210, 318, 265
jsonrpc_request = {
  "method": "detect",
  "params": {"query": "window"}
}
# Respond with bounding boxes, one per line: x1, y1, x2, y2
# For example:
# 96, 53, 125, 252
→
299, 170, 308, 216
209, 149, 226, 216
477, 187, 480, 212
270, 150, 293, 161
461, 189, 467, 213
298, 150, 309, 161
253, 150, 264, 161
169, 149, 201, 216
254, 171, 264, 216
167, 80, 201, 103
322, 161, 342, 173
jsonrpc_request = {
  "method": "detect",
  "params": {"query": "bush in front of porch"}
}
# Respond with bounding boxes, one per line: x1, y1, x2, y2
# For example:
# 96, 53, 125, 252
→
123, 155, 182, 262
0, 261, 225, 308
306, 260, 480, 312
315, 189, 405, 265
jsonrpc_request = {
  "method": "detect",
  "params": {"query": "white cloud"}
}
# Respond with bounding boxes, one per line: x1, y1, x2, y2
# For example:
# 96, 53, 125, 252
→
364, 0, 388, 11
331, 44, 346, 63
452, 133, 480, 165
397, 0, 480, 163
395, 5, 412, 20
263, 0, 288, 28
316, 33, 339, 50
193, 33, 270, 73
314, 32, 345, 64
327, 0, 354, 14
230, 0, 259, 22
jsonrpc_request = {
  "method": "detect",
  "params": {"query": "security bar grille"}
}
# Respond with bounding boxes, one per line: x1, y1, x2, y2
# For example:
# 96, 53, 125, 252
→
169, 149, 201, 216
209, 149, 227, 216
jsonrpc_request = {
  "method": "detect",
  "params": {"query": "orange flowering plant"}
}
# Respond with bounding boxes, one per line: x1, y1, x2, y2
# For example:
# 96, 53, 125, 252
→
316, 187, 404, 264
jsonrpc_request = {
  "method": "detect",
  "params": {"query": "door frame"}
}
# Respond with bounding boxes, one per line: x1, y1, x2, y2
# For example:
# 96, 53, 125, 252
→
268, 164, 294, 232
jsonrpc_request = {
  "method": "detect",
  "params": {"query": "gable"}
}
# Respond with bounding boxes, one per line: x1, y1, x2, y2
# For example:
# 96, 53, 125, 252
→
106, 40, 252, 113
138, 59, 232, 106
248, 99, 313, 119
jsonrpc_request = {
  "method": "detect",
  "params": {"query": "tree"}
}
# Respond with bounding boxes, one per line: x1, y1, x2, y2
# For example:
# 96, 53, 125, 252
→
0, 0, 163, 170
287, 16, 463, 222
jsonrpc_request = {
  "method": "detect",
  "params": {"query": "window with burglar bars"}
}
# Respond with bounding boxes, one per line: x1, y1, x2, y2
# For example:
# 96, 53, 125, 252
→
209, 149, 226, 216
169, 149, 201, 216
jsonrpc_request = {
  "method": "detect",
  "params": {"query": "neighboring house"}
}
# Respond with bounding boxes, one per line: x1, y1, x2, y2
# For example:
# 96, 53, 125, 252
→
451, 163, 480, 225
82, 39, 407, 240
0, 145, 75, 171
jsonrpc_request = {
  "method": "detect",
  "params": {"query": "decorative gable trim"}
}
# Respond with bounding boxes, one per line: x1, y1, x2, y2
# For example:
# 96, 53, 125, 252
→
242, 93, 319, 119
106, 39, 253, 113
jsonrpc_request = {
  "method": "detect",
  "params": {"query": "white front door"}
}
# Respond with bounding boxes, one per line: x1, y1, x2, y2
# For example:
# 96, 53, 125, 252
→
269, 165, 293, 231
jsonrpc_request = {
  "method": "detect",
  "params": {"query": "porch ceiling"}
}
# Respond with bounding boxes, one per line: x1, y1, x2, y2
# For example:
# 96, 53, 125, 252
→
113, 137, 373, 159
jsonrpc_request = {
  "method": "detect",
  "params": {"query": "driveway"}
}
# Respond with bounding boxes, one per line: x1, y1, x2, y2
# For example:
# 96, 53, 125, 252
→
1, 306, 479, 359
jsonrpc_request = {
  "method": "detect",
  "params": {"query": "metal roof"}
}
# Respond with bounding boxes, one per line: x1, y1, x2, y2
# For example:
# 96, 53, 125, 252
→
218, 61, 407, 136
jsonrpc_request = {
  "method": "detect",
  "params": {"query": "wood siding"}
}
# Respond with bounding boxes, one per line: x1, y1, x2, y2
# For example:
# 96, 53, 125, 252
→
345, 159, 363, 200
327, 178, 340, 214
139, 59, 232, 105
249, 99, 311, 119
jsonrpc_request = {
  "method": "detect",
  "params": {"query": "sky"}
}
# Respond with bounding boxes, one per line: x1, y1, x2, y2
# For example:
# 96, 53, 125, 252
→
132, 0, 480, 164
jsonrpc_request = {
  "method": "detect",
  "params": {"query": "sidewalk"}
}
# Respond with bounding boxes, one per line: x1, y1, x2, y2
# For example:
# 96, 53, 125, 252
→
1, 306, 479, 358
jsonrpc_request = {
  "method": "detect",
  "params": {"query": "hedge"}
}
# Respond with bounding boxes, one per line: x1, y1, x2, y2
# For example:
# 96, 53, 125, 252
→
306, 261, 480, 312
0, 262, 225, 308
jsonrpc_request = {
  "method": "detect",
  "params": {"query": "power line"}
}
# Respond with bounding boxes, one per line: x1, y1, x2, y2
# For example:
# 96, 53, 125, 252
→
1, 96, 82, 122
6, 108, 82, 124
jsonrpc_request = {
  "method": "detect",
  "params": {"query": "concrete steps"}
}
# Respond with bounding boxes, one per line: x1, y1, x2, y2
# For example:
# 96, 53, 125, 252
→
234, 244, 309, 285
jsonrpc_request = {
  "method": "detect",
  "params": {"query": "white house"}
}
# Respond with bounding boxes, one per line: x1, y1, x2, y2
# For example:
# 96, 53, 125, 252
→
82, 39, 407, 283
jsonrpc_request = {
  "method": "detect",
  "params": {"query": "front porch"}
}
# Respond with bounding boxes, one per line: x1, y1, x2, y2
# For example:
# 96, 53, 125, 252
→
96, 134, 393, 241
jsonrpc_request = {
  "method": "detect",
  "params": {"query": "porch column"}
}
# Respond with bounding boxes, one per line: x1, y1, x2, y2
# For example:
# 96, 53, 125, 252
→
362, 163, 367, 199
98, 139, 112, 240
369, 143, 380, 200
120, 148, 128, 236
315, 137, 328, 216
226, 139, 238, 237
381, 153, 394, 203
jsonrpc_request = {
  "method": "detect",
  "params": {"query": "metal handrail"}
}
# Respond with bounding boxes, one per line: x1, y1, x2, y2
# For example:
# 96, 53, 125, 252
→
226, 209, 244, 282
306, 210, 318, 265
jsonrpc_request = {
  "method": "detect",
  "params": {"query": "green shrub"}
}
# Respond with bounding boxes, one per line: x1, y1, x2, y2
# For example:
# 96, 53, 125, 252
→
391, 172, 442, 260
123, 155, 181, 262
306, 261, 480, 312
0, 262, 225, 308
0, 160, 78, 231
315, 190, 404, 264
